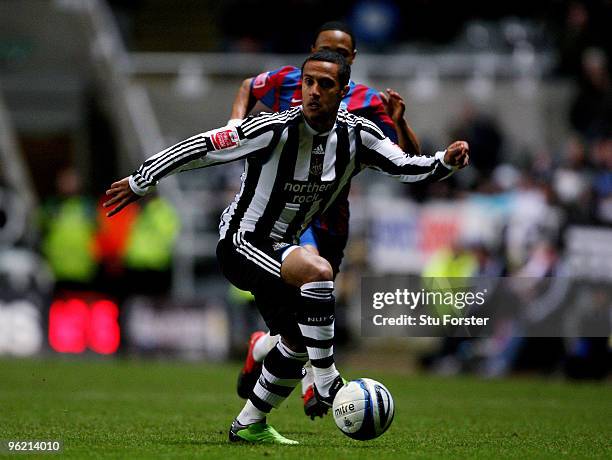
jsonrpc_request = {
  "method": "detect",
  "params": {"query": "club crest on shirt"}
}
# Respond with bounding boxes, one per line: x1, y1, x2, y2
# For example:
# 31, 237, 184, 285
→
310, 143, 325, 175
310, 155, 324, 175
211, 128, 240, 150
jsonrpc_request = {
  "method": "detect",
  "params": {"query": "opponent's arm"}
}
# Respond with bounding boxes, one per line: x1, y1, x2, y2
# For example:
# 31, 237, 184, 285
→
229, 77, 256, 121
380, 89, 421, 155
229, 66, 292, 123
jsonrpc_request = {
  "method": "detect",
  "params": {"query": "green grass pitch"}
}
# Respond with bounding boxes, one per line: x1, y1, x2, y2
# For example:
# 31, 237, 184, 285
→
0, 358, 609, 459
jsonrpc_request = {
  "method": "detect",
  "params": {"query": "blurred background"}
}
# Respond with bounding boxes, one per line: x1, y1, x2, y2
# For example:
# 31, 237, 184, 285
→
0, 0, 610, 379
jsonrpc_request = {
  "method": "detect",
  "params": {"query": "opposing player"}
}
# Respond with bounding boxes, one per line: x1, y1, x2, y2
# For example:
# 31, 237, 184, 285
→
230, 22, 420, 154
229, 22, 422, 415
104, 50, 469, 444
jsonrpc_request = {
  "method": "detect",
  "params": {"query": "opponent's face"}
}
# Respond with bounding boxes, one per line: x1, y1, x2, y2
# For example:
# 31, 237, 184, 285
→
302, 60, 349, 131
312, 30, 356, 65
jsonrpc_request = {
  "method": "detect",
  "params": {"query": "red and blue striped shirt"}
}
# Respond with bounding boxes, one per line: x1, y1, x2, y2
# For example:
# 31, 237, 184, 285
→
251, 65, 398, 143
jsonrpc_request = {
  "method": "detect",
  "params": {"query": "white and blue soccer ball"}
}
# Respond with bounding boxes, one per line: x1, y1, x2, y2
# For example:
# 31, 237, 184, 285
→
332, 378, 395, 440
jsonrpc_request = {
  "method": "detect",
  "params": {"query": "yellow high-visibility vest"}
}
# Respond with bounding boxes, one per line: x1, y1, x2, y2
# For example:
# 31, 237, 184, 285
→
123, 198, 180, 271
41, 197, 97, 282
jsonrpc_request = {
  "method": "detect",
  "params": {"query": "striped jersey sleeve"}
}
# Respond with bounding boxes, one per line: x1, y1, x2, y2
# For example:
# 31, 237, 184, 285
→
128, 121, 276, 196
356, 119, 454, 183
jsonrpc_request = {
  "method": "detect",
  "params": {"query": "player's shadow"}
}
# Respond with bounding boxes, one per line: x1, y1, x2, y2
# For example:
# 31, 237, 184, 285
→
279, 432, 382, 449
161, 439, 303, 450
162, 438, 380, 449
161, 438, 229, 447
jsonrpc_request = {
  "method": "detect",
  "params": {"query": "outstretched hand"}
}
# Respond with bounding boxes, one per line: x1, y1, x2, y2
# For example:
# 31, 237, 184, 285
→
380, 88, 406, 123
103, 177, 141, 217
444, 141, 470, 169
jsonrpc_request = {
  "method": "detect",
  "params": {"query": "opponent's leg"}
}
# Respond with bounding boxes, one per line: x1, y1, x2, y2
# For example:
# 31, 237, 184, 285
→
236, 331, 279, 399
253, 332, 280, 361
300, 361, 318, 414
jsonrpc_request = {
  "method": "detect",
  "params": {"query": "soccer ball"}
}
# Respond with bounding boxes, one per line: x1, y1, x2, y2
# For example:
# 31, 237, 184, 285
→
332, 378, 395, 440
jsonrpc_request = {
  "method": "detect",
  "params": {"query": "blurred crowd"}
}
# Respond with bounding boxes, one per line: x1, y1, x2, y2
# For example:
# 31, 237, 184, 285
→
36, 166, 179, 301
360, 39, 610, 379
111, 0, 611, 62
399, 36, 610, 232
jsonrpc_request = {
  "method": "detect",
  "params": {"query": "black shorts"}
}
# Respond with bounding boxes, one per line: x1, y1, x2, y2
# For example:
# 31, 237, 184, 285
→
216, 232, 303, 342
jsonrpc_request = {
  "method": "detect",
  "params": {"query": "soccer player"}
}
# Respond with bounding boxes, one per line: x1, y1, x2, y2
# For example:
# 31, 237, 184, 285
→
104, 50, 469, 444
229, 22, 422, 415
229, 22, 420, 154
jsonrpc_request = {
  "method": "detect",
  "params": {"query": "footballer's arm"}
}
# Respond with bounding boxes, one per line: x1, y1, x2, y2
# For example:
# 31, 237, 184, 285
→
104, 122, 275, 217
358, 127, 469, 183
229, 77, 257, 122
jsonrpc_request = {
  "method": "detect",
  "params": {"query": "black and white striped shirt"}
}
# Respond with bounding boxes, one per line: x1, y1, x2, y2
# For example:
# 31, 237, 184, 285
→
129, 107, 454, 243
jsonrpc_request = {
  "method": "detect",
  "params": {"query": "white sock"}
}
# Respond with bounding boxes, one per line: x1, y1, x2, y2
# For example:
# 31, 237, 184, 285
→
252, 332, 279, 362
236, 400, 266, 426
311, 362, 339, 397
301, 361, 314, 395
297, 281, 339, 398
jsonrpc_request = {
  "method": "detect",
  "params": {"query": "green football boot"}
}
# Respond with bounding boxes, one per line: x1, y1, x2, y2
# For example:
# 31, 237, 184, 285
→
228, 419, 299, 445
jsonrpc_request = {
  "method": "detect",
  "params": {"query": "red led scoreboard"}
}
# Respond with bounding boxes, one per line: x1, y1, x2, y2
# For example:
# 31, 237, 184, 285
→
49, 297, 120, 354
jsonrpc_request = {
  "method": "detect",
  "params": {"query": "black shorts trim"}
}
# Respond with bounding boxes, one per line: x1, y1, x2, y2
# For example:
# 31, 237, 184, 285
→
232, 232, 282, 278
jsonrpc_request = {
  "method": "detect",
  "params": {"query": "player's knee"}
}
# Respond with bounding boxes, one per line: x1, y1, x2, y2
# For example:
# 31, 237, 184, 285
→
303, 257, 333, 284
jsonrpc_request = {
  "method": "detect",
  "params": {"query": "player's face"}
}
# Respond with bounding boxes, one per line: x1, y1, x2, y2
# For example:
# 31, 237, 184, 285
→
302, 60, 349, 131
312, 30, 356, 65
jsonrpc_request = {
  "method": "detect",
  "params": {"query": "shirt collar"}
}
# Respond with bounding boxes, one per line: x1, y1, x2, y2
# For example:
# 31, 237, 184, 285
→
301, 107, 335, 136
